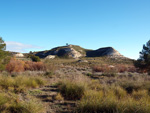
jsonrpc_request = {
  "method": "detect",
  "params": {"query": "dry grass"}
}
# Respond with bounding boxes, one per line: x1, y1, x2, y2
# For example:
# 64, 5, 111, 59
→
55, 69, 150, 113
0, 75, 46, 93
56, 74, 90, 100
0, 92, 45, 113
77, 86, 150, 113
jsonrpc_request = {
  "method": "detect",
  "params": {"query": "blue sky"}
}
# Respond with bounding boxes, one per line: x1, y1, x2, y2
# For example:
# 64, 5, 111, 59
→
0, 0, 150, 59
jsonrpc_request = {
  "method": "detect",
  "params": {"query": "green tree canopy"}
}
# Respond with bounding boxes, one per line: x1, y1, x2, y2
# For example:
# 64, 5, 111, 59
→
0, 37, 10, 71
135, 40, 150, 72
0, 37, 6, 51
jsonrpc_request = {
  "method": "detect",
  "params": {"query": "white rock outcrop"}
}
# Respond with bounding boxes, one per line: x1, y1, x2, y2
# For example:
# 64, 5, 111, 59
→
14, 53, 24, 57
45, 55, 56, 59
67, 48, 82, 58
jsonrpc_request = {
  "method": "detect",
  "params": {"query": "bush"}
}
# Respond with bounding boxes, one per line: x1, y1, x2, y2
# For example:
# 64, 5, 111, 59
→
92, 65, 107, 72
58, 81, 86, 100
77, 90, 118, 113
132, 90, 148, 100
92, 64, 137, 73
6, 58, 46, 73
120, 81, 143, 94
77, 89, 150, 113
30, 55, 41, 62
0, 76, 46, 93
24, 61, 46, 71
6, 58, 25, 73
0, 92, 45, 113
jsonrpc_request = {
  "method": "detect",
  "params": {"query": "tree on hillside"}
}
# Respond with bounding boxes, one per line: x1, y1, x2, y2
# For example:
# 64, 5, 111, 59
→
0, 37, 6, 51
0, 37, 10, 71
135, 40, 150, 72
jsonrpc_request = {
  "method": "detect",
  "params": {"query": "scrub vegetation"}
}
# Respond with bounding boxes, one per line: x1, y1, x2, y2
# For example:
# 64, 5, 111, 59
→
0, 38, 150, 113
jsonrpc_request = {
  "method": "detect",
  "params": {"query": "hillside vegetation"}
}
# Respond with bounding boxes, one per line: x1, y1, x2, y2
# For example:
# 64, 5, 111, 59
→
1, 40, 150, 113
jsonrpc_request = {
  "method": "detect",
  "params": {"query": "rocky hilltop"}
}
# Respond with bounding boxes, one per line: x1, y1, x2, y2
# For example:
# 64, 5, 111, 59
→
86, 47, 123, 57
33, 45, 126, 59
34, 45, 88, 58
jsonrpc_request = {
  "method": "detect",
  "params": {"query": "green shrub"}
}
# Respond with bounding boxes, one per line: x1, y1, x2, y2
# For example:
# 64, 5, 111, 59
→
0, 76, 46, 93
77, 90, 118, 113
77, 89, 150, 113
30, 55, 40, 62
86, 73, 92, 77
44, 71, 53, 78
58, 81, 86, 100
0, 93, 45, 113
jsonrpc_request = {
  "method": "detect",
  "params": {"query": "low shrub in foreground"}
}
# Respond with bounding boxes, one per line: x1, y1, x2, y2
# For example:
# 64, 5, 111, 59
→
120, 81, 143, 94
0, 76, 45, 93
0, 92, 44, 113
58, 81, 86, 100
77, 88, 150, 113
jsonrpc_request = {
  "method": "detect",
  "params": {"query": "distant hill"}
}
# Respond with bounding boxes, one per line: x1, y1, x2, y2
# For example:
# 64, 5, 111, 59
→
86, 47, 123, 57
33, 45, 90, 58
32, 44, 127, 59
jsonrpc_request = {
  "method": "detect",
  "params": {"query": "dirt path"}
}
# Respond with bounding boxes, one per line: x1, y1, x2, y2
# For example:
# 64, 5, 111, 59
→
30, 66, 91, 113
33, 84, 76, 113
29, 73, 76, 113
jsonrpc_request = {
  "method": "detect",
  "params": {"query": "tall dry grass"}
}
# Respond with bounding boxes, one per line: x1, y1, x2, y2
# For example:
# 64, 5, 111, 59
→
0, 75, 46, 93
0, 92, 45, 113
77, 86, 150, 113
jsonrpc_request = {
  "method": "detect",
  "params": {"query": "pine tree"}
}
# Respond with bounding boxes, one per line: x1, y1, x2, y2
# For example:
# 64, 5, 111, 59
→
135, 40, 150, 72
0, 37, 10, 71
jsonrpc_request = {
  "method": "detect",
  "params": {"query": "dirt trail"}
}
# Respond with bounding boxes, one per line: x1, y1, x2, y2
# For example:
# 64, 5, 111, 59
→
34, 84, 76, 113
30, 66, 91, 113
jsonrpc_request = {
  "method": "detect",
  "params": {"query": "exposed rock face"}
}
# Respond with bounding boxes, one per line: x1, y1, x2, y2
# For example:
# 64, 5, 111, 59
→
45, 55, 55, 59
86, 47, 123, 58
35, 45, 85, 59
57, 48, 82, 58
34, 45, 126, 59
13, 53, 24, 57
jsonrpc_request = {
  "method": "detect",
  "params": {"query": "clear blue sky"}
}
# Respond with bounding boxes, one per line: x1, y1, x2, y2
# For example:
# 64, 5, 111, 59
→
0, 0, 150, 59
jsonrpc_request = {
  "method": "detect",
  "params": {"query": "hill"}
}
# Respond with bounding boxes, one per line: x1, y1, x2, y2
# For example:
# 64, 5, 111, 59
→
32, 44, 127, 59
